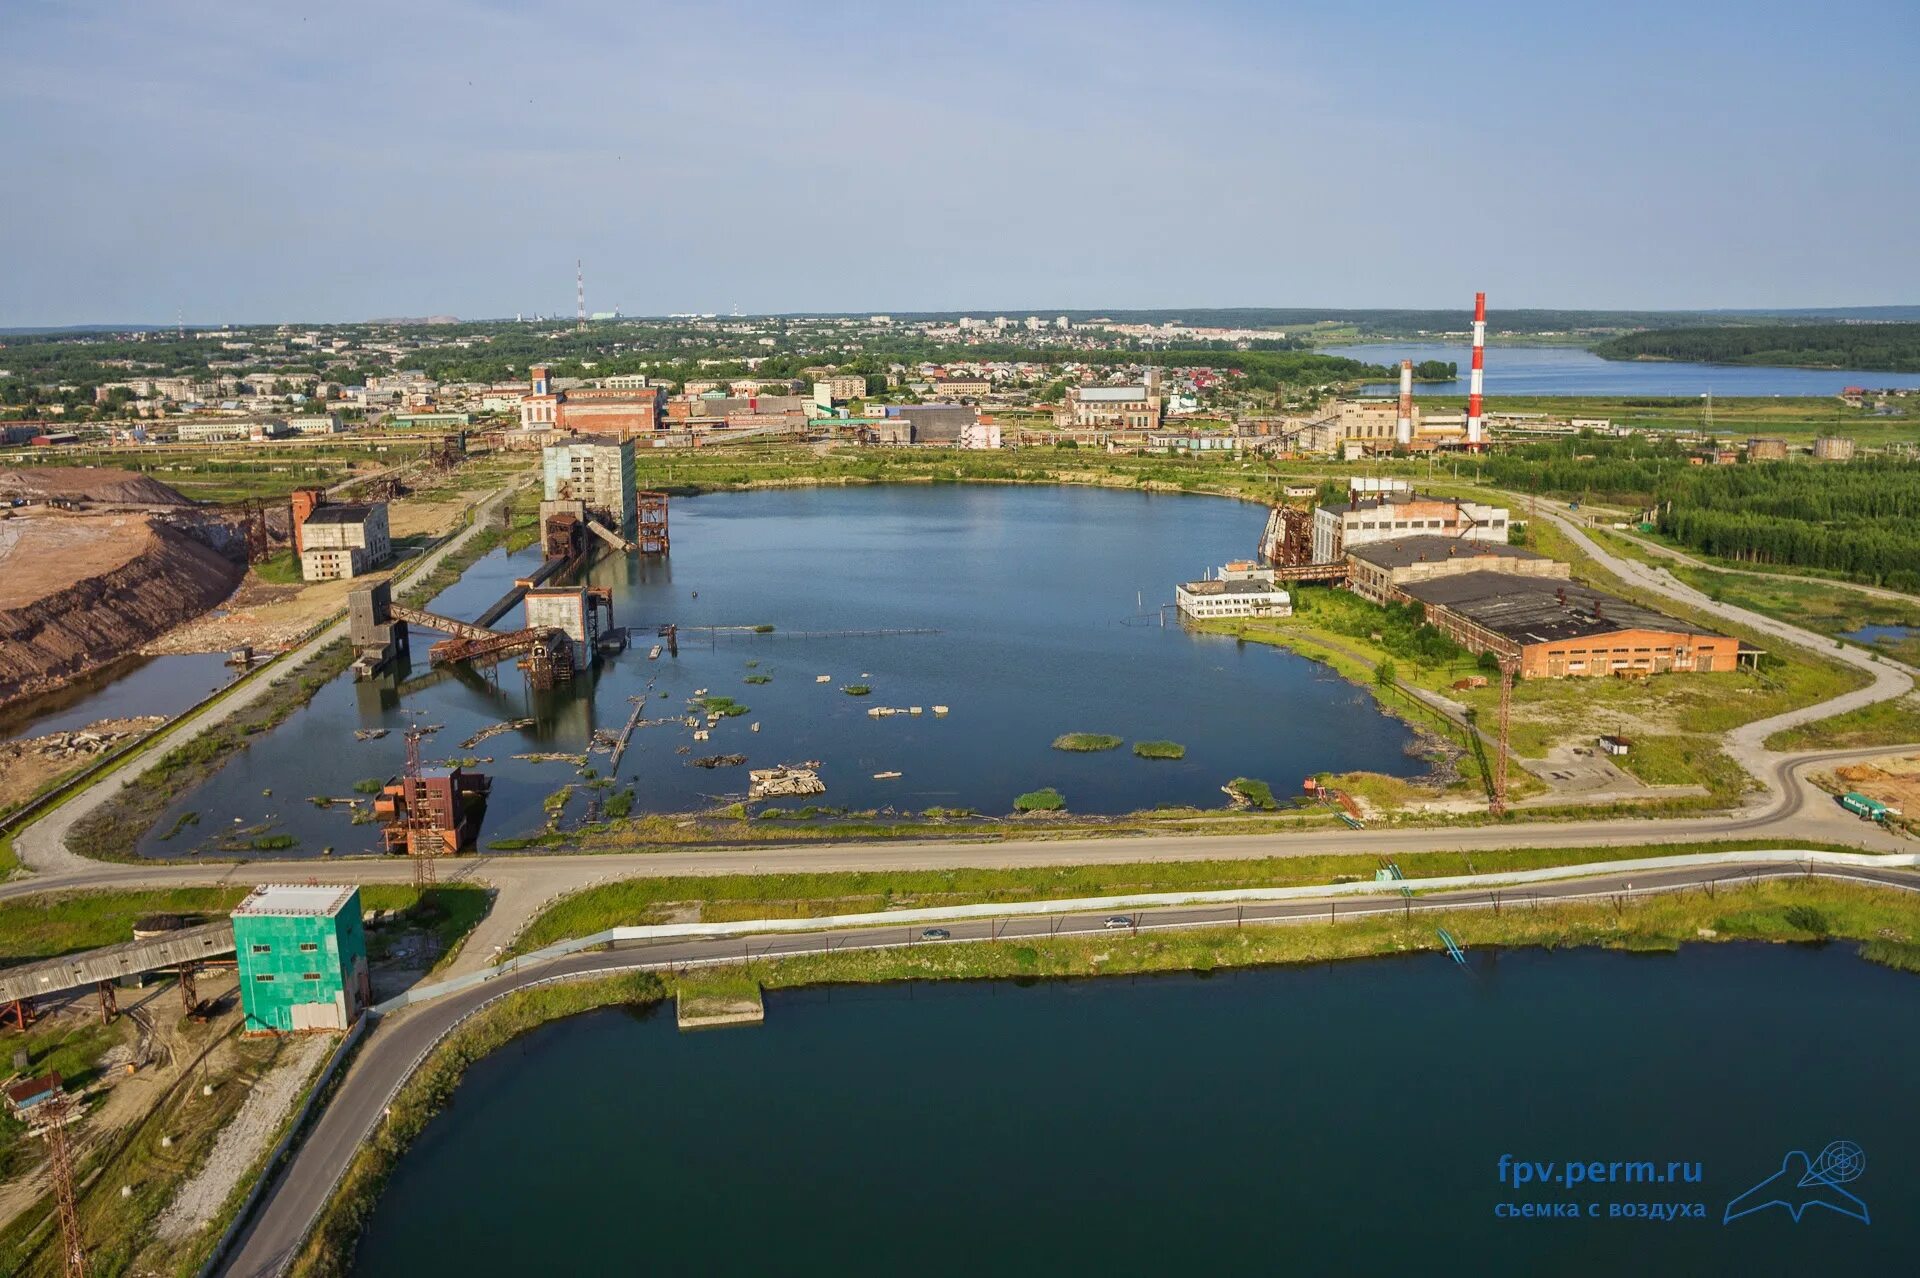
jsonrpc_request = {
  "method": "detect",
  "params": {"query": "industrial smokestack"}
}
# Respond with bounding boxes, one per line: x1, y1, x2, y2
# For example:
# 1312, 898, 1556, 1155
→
1466, 291, 1487, 448
1396, 360, 1413, 447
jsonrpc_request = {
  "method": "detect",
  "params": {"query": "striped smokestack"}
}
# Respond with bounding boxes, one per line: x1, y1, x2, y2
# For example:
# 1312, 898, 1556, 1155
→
1396, 359, 1413, 447
1466, 291, 1486, 447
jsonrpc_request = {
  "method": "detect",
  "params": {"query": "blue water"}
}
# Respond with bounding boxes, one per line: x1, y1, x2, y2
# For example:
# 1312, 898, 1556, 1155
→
0, 652, 236, 743
136, 486, 1428, 858
1844, 624, 1920, 647
353, 944, 1920, 1276
1325, 342, 1920, 397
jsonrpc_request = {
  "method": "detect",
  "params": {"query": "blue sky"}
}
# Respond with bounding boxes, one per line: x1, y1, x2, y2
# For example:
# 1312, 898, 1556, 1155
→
2, 0, 1915, 324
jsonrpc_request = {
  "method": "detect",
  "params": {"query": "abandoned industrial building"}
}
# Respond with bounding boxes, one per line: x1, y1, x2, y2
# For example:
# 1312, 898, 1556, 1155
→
1397, 573, 1746, 678
1176, 561, 1293, 619
297, 502, 391, 581
1344, 536, 1569, 606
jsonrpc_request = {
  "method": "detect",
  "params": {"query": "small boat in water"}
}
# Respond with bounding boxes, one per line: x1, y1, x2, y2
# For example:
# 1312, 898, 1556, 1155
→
873, 770, 902, 780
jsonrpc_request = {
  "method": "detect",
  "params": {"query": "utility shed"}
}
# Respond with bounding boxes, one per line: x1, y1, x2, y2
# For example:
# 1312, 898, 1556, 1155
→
232, 884, 368, 1034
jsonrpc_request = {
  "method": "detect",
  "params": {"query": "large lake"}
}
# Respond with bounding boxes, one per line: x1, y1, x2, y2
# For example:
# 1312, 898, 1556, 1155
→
137, 486, 1425, 858
351, 944, 1919, 1275
1324, 342, 1920, 397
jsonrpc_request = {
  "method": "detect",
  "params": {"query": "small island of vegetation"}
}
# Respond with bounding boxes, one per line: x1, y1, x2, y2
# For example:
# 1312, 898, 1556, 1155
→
1053, 733, 1123, 752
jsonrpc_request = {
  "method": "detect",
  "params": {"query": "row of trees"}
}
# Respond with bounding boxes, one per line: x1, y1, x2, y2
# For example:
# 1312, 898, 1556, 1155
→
1594, 323, 1920, 372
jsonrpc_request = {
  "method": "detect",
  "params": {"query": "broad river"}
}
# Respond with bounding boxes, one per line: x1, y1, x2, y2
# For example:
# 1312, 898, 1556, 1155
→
136, 486, 1426, 857
1326, 342, 1920, 397
351, 944, 1919, 1274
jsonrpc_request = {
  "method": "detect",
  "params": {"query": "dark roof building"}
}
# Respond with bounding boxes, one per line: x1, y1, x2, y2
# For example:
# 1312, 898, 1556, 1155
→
1345, 535, 1570, 604
1399, 572, 1741, 678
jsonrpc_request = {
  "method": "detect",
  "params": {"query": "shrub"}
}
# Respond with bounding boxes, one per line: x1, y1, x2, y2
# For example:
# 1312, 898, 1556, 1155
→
744, 674, 772, 685
1228, 777, 1278, 810
1052, 733, 1122, 752
352, 777, 385, 795
1132, 740, 1186, 759
1013, 788, 1066, 812
1374, 660, 1398, 688
842, 684, 872, 696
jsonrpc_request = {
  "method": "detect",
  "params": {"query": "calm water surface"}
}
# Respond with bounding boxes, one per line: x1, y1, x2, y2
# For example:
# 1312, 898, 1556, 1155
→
137, 487, 1424, 857
1325, 342, 1920, 397
0, 652, 235, 743
353, 944, 1920, 1276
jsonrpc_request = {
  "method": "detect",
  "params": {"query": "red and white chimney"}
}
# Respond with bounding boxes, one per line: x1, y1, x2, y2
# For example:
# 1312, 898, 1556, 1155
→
1466, 291, 1487, 448
1396, 360, 1414, 447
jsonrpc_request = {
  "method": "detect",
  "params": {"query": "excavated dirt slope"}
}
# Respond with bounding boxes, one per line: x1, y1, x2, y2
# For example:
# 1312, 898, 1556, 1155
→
0, 513, 245, 709
0, 465, 192, 505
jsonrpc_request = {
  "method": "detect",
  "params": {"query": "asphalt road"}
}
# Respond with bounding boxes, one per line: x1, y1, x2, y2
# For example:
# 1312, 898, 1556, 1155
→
216, 856, 1920, 1278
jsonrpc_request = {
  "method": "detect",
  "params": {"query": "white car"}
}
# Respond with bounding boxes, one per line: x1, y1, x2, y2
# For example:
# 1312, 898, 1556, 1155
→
1103, 915, 1133, 930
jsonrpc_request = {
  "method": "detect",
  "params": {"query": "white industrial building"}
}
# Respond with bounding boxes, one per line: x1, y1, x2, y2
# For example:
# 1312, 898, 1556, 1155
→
1176, 561, 1293, 620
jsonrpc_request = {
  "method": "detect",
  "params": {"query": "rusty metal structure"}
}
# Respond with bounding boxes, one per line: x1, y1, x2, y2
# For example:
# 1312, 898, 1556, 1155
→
1258, 503, 1314, 567
44, 1093, 86, 1278
1491, 655, 1517, 816
638, 490, 670, 554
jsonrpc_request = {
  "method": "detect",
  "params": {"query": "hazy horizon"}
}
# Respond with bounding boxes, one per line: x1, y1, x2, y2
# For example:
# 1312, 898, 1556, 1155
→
3, 0, 1915, 327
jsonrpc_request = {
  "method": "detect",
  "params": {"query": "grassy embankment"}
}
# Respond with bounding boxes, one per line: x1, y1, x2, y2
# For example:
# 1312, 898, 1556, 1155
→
627, 440, 1333, 503
296, 875, 1916, 1277
1417, 393, 1916, 444
62, 641, 355, 862
502, 837, 1874, 955
0, 884, 490, 971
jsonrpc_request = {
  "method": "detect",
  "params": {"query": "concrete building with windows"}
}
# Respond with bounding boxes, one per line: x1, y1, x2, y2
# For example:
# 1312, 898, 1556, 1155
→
232, 884, 369, 1034
1176, 561, 1292, 620
288, 413, 343, 434
542, 435, 636, 538
299, 502, 391, 580
1063, 384, 1162, 430
1399, 573, 1740, 678
1311, 491, 1508, 565
812, 375, 868, 406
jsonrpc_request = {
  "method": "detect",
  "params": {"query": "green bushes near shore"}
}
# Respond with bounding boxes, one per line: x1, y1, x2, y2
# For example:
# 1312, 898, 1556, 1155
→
1132, 741, 1186, 759
1227, 778, 1279, 809
1014, 788, 1066, 812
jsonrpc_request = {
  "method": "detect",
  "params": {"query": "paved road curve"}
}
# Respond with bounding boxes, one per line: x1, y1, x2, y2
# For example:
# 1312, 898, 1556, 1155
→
216, 856, 1920, 1278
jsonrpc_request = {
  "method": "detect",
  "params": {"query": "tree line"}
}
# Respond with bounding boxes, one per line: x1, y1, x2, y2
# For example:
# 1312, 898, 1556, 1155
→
1593, 323, 1920, 372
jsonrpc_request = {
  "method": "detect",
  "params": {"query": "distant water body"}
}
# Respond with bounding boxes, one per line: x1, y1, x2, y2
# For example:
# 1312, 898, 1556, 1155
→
1324, 342, 1920, 397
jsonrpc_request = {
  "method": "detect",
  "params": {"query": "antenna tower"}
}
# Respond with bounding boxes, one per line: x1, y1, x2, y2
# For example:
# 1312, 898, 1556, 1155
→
576, 260, 586, 331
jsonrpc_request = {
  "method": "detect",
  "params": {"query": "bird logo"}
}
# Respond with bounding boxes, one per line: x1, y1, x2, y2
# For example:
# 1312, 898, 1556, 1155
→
1723, 1141, 1868, 1225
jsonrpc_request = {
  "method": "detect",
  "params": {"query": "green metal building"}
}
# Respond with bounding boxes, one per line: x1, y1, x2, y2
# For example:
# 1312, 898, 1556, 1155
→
232, 884, 370, 1034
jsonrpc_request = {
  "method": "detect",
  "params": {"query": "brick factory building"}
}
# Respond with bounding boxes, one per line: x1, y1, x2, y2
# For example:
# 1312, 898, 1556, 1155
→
1399, 572, 1743, 678
520, 365, 662, 435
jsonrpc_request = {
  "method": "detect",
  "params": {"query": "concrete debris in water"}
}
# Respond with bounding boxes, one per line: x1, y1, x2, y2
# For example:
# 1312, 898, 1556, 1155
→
749, 766, 826, 799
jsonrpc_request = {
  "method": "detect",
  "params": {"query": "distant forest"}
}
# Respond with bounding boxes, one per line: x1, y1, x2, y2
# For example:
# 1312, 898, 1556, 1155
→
1475, 438, 1920, 589
1593, 323, 1920, 373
